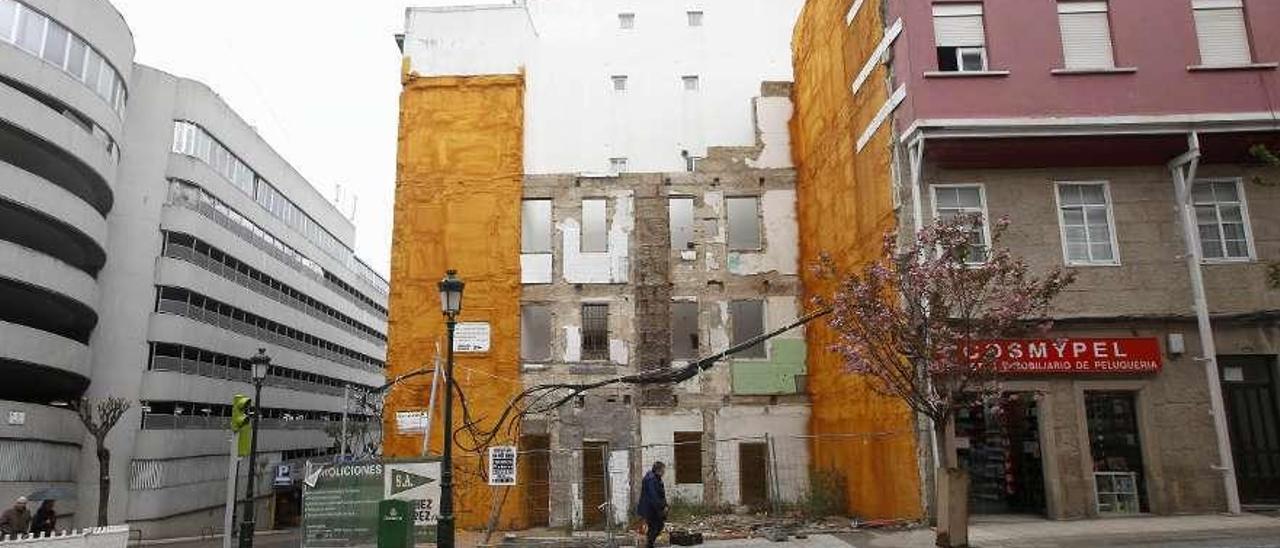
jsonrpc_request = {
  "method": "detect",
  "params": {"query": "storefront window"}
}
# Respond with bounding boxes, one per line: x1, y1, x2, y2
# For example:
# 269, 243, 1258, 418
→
1085, 391, 1147, 514
955, 392, 1046, 515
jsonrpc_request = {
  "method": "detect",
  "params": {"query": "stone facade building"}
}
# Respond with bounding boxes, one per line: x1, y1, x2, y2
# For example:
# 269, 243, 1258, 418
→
792, 0, 1280, 520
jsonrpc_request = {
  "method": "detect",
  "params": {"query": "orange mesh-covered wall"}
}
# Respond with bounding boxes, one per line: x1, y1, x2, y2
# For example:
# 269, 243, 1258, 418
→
384, 73, 528, 529
791, 0, 923, 519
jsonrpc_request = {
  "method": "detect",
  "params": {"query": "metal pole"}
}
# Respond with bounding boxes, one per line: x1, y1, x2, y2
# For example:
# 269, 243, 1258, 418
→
1169, 133, 1241, 514
422, 354, 442, 456
439, 317, 457, 548
340, 384, 350, 460
239, 378, 264, 548
223, 435, 239, 548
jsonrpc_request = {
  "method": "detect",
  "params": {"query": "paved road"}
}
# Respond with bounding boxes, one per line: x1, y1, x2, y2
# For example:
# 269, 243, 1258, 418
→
837, 528, 1280, 548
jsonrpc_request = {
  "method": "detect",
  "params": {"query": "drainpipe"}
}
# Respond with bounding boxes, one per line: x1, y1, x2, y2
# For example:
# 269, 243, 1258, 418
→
1168, 131, 1242, 515
904, 135, 943, 518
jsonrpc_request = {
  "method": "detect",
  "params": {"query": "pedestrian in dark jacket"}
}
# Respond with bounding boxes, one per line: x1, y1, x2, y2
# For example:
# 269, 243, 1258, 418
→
636, 461, 668, 548
30, 500, 55, 536
0, 497, 30, 539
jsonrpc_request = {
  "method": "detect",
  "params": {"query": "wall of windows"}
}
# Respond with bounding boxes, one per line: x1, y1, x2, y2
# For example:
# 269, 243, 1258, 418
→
162, 231, 386, 345
148, 342, 376, 397
170, 121, 390, 298
154, 285, 384, 372
0, 0, 127, 114
139, 399, 373, 431
166, 179, 388, 318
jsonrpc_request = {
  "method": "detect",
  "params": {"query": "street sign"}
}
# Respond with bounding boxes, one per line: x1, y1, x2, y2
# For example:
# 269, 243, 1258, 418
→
302, 459, 439, 547
273, 464, 291, 487
453, 322, 491, 352
488, 446, 517, 486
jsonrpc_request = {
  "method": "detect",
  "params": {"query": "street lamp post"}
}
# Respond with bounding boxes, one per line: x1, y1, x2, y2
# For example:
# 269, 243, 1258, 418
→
240, 349, 270, 548
437, 270, 464, 548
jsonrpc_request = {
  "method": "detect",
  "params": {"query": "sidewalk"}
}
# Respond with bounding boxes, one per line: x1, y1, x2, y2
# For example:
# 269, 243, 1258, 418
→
842, 513, 1280, 548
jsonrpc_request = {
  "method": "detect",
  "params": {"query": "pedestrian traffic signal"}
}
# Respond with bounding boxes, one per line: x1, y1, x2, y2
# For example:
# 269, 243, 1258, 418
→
231, 394, 252, 457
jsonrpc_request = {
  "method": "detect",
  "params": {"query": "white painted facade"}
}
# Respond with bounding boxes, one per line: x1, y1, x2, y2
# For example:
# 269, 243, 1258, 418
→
403, 0, 803, 174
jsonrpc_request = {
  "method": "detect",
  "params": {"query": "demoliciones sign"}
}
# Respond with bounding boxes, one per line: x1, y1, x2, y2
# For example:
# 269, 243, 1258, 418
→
302, 459, 440, 547
966, 337, 1163, 375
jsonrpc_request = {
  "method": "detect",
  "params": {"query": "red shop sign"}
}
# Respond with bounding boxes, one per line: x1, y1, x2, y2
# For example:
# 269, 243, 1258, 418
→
966, 338, 1163, 375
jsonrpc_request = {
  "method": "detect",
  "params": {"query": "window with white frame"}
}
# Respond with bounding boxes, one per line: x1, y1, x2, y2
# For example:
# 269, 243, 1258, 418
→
932, 3, 987, 72
612, 75, 628, 92
1055, 182, 1119, 265
687, 10, 704, 27
1192, 0, 1252, 67
1057, 1, 1115, 69
931, 185, 989, 263
618, 12, 635, 29
609, 157, 628, 173
1193, 179, 1253, 260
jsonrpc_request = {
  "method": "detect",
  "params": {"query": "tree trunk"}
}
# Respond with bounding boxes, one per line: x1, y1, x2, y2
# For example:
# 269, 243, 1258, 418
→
97, 442, 110, 526
933, 414, 969, 548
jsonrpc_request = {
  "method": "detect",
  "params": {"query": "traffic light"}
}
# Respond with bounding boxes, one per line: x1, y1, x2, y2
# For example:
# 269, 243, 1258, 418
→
231, 394, 253, 457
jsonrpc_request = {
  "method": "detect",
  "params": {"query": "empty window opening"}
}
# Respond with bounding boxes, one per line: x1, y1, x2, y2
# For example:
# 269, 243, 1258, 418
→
612, 75, 628, 92
669, 197, 695, 250
582, 199, 608, 253
1192, 0, 1252, 67
521, 304, 552, 361
522, 199, 552, 253
581, 303, 609, 361
1056, 182, 1118, 265
1057, 1, 1115, 69
730, 300, 766, 359
671, 301, 700, 359
674, 431, 703, 484
726, 196, 762, 250
687, 11, 704, 26
683, 75, 700, 91
933, 3, 987, 72
618, 12, 635, 29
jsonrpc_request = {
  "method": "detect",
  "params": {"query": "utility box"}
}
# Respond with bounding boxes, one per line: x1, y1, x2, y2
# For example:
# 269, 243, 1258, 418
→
377, 499, 413, 548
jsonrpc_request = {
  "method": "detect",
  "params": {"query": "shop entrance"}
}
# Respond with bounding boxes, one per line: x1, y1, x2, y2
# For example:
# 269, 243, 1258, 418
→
955, 392, 1046, 515
1085, 391, 1147, 514
1220, 356, 1280, 505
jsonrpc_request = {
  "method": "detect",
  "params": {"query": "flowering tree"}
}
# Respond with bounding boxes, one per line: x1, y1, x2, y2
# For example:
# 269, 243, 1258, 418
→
817, 215, 1073, 544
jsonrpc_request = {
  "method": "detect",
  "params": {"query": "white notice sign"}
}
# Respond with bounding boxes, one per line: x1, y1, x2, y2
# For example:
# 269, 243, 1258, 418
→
453, 322, 491, 352
395, 410, 430, 434
488, 446, 517, 485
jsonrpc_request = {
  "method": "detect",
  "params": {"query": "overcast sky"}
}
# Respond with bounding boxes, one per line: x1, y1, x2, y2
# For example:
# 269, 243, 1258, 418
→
111, 0, 431, 278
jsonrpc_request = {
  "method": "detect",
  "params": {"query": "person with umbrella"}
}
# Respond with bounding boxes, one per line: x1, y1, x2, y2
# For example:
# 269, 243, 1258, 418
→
0, 496, 30, 538
30, 500, 55, 536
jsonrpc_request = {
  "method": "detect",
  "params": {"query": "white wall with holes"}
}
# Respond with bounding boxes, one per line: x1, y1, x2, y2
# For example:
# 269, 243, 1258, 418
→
403, 0, 803, 175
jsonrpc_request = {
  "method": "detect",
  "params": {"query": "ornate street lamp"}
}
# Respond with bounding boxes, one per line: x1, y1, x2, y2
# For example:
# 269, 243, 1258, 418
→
437, 270, 463, 548
239, 349, 270, 548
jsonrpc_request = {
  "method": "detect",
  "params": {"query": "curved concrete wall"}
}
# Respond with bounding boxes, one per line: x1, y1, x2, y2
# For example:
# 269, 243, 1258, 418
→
0, 319, 89, 378
0, 79, 115, 208
0, 162, 108, 254
0, 238, 98, 310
